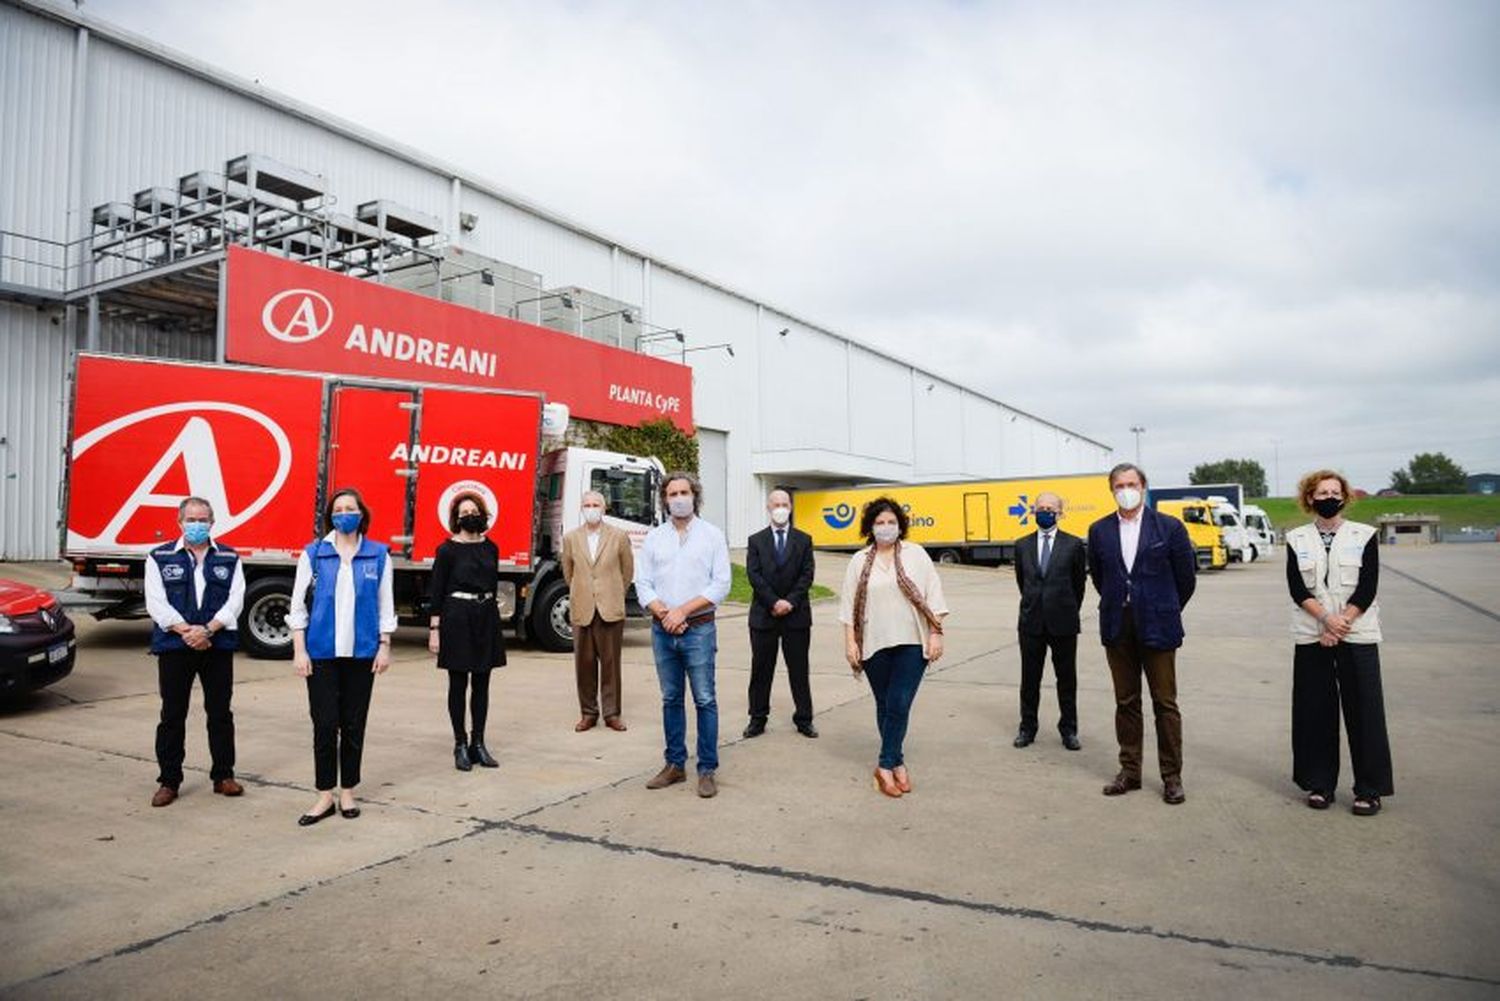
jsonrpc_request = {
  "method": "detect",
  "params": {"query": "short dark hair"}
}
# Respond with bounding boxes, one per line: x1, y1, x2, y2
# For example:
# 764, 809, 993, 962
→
858, 496, 909, 541
325, 487, 371, 536
1108, 462, 1148, 489
448, 491, 490, 532
660, 470, 703, 515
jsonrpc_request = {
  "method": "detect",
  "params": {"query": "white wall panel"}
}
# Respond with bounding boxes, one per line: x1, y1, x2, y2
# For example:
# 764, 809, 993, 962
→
0, 301, 70, 559
757, 316, 847, 454
470, 196, 614, 294
960, 392, 1004, 476
912, 380, 965, 478
0, 5, 75, 289
96, 314, 214, 360
847, 346, 914, 469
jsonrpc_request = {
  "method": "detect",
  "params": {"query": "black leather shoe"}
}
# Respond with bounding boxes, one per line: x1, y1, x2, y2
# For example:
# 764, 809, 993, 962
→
298, 802, 337, 827
340, 805, 361, 819
1061, 732, 1082, 751
743, 719, 766, 738
1013, 730, 1036, 748
454, 742, 473, 772
795, 722, 819, 739
469, 742, 498, 768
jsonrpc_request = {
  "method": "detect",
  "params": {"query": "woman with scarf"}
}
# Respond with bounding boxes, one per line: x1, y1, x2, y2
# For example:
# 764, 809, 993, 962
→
838, 496, 949, 798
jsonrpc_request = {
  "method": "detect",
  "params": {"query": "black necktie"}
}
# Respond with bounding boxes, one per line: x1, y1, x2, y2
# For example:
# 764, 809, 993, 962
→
1039, 532, 1052, 575
775, 529, 786, 562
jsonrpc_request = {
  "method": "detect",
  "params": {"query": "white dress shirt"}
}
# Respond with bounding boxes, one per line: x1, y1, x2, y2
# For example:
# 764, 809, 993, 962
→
143, 538, 246, 631
634, 516, 731, 610
1118, 511, 1143, 572
587, 528, 602, 562
286, 533, 398, 657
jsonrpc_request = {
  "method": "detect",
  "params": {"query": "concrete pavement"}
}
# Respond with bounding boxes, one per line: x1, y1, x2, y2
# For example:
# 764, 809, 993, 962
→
0, 544, 1497, 999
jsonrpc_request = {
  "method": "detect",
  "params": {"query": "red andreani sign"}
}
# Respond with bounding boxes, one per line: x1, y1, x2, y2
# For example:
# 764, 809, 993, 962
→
224, 245, 693, 431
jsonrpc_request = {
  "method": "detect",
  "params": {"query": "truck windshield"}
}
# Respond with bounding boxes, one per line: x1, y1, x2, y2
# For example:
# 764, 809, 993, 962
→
590, 468, 652, 524
1183, 507, 1208, 524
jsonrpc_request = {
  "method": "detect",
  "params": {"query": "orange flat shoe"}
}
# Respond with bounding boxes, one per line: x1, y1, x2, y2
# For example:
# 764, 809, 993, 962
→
873, 768, 903, 798
892, 766, 912, 794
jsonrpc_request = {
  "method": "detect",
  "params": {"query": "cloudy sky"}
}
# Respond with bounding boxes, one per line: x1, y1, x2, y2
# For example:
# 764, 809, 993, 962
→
88, 0, 1500, 493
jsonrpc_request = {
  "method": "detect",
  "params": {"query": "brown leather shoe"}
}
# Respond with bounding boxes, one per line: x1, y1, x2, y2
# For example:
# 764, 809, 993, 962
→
151, 785, 178, 808
697, 772, 718, 798
213, 778, 244, 797
1102, 772, 1142, 796
892, 765, 912, 794
604, 717, 627, 732
1163, 779, 1186, 804
575, 717, 598, 732
873, 768, 903, 798
645, 764, 686, 789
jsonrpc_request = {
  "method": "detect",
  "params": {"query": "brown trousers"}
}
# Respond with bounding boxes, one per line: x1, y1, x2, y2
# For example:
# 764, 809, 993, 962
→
575, 613, 624, 720
1103, 608, 1182, 782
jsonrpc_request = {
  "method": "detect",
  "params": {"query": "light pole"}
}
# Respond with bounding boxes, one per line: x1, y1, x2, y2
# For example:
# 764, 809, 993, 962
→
1129, 425, 1145, 466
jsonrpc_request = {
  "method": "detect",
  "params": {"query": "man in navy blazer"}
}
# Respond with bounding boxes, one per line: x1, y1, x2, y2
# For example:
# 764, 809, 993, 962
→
1087, 463, 1197, 804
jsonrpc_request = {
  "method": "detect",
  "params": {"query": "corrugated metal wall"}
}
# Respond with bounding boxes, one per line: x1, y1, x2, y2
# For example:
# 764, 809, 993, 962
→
0, 0, 1110, 553
0, 301, 70, 560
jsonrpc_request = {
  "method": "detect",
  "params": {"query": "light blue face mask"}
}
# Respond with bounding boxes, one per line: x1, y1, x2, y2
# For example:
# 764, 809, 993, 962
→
332, 512, 362, 535
182, 521, 211, 545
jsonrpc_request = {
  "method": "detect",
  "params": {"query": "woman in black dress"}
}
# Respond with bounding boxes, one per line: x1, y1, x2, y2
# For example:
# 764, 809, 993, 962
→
428, 492, 505, 771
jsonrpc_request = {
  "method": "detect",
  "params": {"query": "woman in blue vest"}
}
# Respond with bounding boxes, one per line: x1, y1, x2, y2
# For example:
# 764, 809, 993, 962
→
288, 488, 397, 826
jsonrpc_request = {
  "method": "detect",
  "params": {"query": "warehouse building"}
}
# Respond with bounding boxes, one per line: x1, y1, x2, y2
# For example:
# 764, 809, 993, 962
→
0, 0, 1110, 560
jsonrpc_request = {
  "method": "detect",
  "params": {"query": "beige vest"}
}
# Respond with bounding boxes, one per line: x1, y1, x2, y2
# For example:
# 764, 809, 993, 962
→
1285, 520, 1382, 644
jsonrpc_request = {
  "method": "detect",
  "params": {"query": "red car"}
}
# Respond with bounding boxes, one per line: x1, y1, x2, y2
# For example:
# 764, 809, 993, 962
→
0, 579, 76, 695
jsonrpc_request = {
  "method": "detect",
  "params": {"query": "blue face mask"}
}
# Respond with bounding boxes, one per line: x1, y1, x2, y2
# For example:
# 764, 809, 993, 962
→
182, 521, 211, 545
1034, 510, 1058, 530
331, 512, 362, 535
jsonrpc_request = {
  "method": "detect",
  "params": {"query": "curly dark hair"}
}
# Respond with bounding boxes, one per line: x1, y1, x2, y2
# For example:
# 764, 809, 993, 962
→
447, 491, 490, 533
858, 496, 909, 541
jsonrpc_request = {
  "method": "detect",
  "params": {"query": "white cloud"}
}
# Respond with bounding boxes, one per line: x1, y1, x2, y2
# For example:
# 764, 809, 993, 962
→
88, 0, 1500, 491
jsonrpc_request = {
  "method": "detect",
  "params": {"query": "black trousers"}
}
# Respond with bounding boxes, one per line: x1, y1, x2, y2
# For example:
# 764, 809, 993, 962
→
306, 657, 377, 791
1292, 642, 1394, 798
1018, 630, 1078, 736
748, 626, 813, 725
155, 648, 236, 788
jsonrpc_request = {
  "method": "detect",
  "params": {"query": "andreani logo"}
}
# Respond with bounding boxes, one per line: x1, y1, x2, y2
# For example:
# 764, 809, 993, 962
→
822, 503, 856, 530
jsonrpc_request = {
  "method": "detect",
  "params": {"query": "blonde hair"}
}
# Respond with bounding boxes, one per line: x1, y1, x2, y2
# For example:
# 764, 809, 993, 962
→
1296, 469, 1353, 515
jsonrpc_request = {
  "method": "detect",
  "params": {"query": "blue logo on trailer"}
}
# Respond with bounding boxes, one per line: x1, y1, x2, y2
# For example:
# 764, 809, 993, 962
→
822, 503, 856, 529
1008, 494, 1031, 526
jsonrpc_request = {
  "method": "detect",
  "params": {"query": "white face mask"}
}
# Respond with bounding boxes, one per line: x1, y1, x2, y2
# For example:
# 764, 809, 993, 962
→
668, 496, 695, 519
582, 507, 603, 526
769, 506, 791, 526
1114, 487, 1143, 511
872, 524, 900, 545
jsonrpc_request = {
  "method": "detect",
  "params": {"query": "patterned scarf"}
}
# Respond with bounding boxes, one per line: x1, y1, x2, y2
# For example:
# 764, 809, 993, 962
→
850, 542, 944, 658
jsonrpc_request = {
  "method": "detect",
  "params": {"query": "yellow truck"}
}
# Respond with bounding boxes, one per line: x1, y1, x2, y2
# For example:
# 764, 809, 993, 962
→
1153, 499, 1228, 570
792, 474, 1115, 564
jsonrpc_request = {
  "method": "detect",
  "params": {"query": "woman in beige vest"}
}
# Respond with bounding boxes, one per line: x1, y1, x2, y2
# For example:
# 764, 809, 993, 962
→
839, 497, 948, 798
1285, 469, 1393, 816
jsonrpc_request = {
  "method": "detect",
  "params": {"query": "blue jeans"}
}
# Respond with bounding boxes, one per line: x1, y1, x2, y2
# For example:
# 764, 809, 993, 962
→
862, 644, 927, 769
652, 622, 719, 773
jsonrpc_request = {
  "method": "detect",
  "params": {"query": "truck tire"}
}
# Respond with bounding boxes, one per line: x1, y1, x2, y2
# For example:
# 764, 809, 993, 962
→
529, 580, 573, 652
241, 576, 295, 660
935, 548, 963, 566
1247, 545, 1259, 564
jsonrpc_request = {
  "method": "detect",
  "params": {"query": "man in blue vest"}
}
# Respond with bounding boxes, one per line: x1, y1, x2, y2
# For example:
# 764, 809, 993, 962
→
143, 496, 247, 807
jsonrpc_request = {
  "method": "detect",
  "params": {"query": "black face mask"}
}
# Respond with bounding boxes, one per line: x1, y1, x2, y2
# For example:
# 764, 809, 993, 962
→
458, 514, 488, 534
1312, 497, 1344, 519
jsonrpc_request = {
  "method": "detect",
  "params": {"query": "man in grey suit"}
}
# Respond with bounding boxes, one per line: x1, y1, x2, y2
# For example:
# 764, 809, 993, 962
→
1013, 491, 1087, 750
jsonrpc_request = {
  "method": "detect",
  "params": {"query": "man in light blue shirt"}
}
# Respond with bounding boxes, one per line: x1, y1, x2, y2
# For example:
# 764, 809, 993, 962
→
635, 471, 732, 797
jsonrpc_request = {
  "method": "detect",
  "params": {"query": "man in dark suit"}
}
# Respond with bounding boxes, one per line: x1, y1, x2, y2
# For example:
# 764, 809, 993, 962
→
744, 489, 817, 738
1013, 491, 1088, 751
1087, 463, 1197, 804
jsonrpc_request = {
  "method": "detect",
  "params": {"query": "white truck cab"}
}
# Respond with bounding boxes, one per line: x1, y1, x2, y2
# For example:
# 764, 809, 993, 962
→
1241, 504, 1277, 561
1208, 496, 1255, 563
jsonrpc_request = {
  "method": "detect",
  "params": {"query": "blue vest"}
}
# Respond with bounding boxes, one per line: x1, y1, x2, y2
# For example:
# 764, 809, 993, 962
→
149, 542, 241, 654
303, 537, 389, 660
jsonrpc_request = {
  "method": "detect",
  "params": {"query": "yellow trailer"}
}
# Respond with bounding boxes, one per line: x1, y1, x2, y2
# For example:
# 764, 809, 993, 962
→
792, 473, 1115, 564
1153, 499, 1228, 570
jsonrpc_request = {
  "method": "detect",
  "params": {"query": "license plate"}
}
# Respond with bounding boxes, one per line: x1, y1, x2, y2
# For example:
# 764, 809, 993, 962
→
47, 643, 69, 664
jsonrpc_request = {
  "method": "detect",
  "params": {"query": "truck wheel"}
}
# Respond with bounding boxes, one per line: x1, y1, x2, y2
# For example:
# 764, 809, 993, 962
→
935, 549, 963, 566
241, 576, 295, 660
530, 580, 573, 652
1247, 545, 1259, 563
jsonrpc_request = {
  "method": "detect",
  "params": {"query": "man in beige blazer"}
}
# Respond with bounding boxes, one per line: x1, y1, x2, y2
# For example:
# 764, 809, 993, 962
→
561, 491, 635, 732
